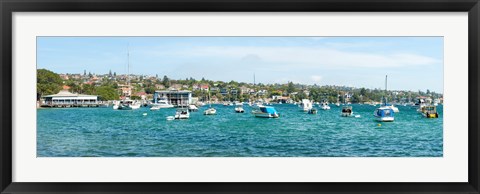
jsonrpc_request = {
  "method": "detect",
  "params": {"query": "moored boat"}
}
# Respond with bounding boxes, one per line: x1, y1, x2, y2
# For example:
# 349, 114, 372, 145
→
421, 105, 439, 118
234, 103, 245, 113
174, 108, 190, 119
188, 104, 198, 112
299, 99, 313, 112
374, 106, 395, 122
252, 105, 279, 118
341, 106, 353, 117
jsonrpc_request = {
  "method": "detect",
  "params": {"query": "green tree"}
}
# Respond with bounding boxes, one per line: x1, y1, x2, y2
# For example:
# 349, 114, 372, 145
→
162, 75, 171, 88
287, 82, 296, 94
37, 69, 63, 100
96, 86, 119, 100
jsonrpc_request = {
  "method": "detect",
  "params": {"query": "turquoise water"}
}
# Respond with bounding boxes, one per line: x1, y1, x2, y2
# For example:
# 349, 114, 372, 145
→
37, 104, 443, 157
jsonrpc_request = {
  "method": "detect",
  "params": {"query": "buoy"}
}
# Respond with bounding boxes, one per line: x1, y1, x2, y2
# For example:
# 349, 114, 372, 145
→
143, 113, 147, 116
377, 124, 381, 127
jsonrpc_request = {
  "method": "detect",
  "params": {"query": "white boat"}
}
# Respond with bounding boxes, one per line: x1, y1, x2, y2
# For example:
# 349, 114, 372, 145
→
166, 116, 175, 120
252, 105, 279, 118
112, 100, 120, 110
335, 102, 340, 107
374, 75, 395, 122
150, 105, 161, 111
299, 99, 313, 112
150, 97, 174, 108
204, 107, 217, 115
374, 106, 395, 122
174, 108, 190, 119
204, 91, 216, 115
385, 104, 399, 113
117, 99, 141, 110
320, 102, 331, 110
188, 104, 198, 112
234, 103, 245, 113
341, 106, 353, 117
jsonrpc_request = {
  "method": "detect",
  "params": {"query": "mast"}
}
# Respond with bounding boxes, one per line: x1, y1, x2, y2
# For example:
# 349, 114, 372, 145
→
384, 75, 388, 105
127, 44, 130, 88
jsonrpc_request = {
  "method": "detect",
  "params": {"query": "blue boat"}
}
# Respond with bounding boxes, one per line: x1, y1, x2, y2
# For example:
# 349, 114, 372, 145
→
374, 75, 395, 122
374, 106, 394, 122
252, 105, 280, 118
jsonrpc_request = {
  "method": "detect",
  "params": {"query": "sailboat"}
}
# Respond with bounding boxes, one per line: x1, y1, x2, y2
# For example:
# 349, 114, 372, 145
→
116, 45, 141, 110
373, 75, 395, 122
204, 90, 216, 115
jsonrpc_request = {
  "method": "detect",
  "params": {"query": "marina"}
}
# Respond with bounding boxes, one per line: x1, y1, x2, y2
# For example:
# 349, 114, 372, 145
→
37, 103, 443, 157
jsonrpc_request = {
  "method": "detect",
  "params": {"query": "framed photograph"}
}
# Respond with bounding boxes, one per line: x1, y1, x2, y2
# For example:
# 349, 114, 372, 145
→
1, 0, 479, 193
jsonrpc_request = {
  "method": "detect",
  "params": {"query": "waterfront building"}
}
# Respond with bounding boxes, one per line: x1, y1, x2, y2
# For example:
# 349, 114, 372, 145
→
154, 90, 192, 107
41, 90, 99, 108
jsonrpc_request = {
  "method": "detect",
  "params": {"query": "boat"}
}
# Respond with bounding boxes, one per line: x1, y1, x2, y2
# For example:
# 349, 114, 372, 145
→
335, 102, 340, 107
385, 104, 399, 113
299, 99, 313, 112
421, 105, 439, 118
204, 107, 217, 115
174, 108, 190, 119
374, 75, 395, 122
341, 106, 353, 117
234, 103, 245, 113
188, 104, 198, 112
203, 91, 216, 115
112, 100, 120, 110
319, 101, 331, 110
116, 45, 140, 110
308, 108, 317, 114
166, 116, 175, 121
150, 105, 161, 111
252, 105, 279, 118
117, 99, 141, 110
150, 97, 174, 108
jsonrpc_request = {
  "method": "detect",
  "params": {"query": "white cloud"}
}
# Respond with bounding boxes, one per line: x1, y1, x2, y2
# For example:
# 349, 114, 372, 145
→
311, 75, 322, 82
177, 46, 441, 69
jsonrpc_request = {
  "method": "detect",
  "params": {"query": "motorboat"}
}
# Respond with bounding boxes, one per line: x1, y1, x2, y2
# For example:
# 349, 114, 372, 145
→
188, 104, 199, 112
150, 97, 174, 108
374, 106, 395, 122
341, 106, 353, 117
320, 102, 331, 110
174, 108, 190, 119
117, 99, 141, 110
299, 99, 313, 112
204, 107, 217, 115
421, 105, 439, 118
234, 103, 245, 113
252, 105, 279, 118
150, 105, 161, 111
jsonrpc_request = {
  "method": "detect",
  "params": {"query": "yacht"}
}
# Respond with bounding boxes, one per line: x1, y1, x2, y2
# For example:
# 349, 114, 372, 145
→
299, 99, 313, 112
174, 108, 190, 119
150, 97, 174, 108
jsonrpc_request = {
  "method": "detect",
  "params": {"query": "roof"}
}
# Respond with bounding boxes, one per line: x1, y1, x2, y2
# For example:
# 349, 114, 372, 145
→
43, 90, 97, 98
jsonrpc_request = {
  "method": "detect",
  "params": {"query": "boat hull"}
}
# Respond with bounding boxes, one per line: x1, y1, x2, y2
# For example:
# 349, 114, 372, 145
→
374, 116, 394, 122
252, 112, 279, 118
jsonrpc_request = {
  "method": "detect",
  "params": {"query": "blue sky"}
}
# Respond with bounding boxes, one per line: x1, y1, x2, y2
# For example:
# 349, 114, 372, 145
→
37, 37, 443, 93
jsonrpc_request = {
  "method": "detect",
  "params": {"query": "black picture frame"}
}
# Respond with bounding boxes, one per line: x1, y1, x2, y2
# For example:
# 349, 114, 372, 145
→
1, 0, 479, 193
